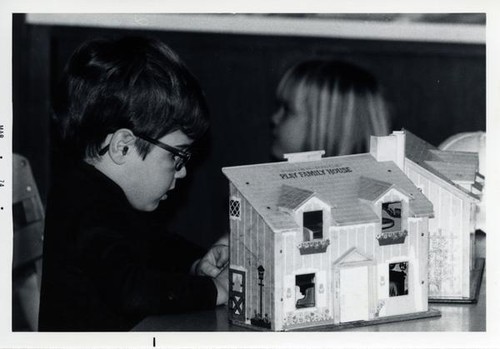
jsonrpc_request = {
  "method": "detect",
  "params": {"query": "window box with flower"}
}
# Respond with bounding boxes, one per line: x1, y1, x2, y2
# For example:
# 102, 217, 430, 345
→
298, 239, 330, 255
376, 230, 408, 246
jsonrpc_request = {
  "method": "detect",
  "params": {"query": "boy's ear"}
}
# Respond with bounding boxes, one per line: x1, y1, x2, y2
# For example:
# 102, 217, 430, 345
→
108, 129, 136, 165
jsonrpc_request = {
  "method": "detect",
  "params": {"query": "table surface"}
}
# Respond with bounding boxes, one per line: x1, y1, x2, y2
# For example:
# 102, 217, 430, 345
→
133, 233, 486, 332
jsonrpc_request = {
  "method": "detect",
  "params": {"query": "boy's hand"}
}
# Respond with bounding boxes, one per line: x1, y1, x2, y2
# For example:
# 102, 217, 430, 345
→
195, 243, 229, 278
213, 234, 229, 247
213, 266, 229, 305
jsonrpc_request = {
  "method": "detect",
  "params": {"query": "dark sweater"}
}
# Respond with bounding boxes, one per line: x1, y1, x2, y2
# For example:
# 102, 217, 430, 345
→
38, 163, 217, 331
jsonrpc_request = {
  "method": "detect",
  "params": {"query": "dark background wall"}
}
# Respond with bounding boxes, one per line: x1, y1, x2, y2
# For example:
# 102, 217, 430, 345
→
13, 15, 486, 248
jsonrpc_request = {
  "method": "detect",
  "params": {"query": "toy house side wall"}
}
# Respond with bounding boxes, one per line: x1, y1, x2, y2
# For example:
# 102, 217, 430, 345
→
405, 162, 472, 298
228, 183, 276, 329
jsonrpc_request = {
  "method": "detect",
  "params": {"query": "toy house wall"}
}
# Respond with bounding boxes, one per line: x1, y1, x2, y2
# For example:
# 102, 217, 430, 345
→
228, 184, 276, 328
331, 221, 429, 319
273, 190, 429, 330
374, 189, 424, 316
405, 162, 473, 298
275, 228, 333, 330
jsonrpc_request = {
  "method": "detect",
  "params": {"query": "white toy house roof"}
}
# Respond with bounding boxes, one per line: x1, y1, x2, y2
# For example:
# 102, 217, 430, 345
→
222, 153, 433, 233
404, 130, 482, 201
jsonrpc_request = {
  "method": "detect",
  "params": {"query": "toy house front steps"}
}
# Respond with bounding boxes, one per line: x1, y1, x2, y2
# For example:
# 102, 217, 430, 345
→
223, 150, 440, 331
371, 130, 484, 303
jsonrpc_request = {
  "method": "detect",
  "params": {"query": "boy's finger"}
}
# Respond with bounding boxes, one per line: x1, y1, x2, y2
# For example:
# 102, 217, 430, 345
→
200, 261, 220, 278
215, 263, 229, 278
216, 254, 229, 267
215, 247, 229, 267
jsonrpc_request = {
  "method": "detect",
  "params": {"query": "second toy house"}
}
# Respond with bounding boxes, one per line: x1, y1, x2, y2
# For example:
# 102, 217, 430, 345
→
222, 150, 436, 331
370, 130, 484, 302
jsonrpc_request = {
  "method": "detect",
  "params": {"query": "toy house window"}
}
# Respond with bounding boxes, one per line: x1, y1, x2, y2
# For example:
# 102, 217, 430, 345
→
389, 262, 409, 297
377, 201, 407, 246
381, 201, 402, 233
303, 210, 323, 241
231, 272, 243, 293
295, 273, 315, 308
229, 198, 241, 220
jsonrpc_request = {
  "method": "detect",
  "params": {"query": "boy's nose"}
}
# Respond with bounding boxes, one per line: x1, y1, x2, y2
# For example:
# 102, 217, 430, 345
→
175, 165, 187, 179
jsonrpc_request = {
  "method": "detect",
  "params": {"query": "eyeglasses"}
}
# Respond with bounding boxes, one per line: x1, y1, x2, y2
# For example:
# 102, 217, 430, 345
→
98, 134, 192, 171
137, 134, 192, 171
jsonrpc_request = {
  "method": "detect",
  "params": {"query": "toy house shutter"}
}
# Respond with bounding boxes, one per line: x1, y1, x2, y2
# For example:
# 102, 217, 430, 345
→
229, 268, 246, 321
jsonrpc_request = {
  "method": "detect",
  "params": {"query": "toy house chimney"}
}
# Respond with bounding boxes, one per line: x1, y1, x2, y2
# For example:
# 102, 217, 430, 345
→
284, 150, 325, 163
370, 130, 406, 170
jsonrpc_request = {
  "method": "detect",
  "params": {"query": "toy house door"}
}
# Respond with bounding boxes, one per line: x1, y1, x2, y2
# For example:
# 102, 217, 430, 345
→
334, 247, 375, 323
229, 268, 246, 322
339, 265, 370, 323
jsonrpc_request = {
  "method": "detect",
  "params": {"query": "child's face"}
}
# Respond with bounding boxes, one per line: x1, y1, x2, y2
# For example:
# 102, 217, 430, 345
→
271, 102, 307, 160
123, 130, 193, 211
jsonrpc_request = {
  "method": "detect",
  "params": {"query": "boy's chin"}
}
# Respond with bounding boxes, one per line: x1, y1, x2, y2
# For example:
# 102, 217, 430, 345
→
131, 199, 162, 212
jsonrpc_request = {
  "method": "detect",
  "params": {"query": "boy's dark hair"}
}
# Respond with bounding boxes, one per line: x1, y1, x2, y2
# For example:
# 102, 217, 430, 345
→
52, 36, 209, 160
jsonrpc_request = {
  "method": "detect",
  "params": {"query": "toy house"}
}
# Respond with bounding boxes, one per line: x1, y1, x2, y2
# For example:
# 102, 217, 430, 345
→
370, 130, 484, 303
222, 150, 438, 331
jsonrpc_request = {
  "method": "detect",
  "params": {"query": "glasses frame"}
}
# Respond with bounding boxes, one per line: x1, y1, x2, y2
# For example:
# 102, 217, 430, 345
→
137, 134, 191, 171
97, 134, 192, 171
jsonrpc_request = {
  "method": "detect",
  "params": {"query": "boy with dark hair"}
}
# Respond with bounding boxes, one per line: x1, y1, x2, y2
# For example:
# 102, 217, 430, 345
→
38, 36, 228, 331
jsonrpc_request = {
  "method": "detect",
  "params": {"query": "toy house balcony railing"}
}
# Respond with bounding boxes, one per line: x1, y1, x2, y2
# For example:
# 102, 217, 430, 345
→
376, 230, 408, 246
298, 239, 330, 255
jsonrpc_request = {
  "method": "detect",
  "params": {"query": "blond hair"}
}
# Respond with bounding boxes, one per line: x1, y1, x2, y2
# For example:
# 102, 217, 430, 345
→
276, 60, 391, 156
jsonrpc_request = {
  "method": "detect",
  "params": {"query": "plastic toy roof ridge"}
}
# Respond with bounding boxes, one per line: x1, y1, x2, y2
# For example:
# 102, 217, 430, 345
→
221, 152, 368, 172
223, 152, 434, 233
403, 129, 481, 201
